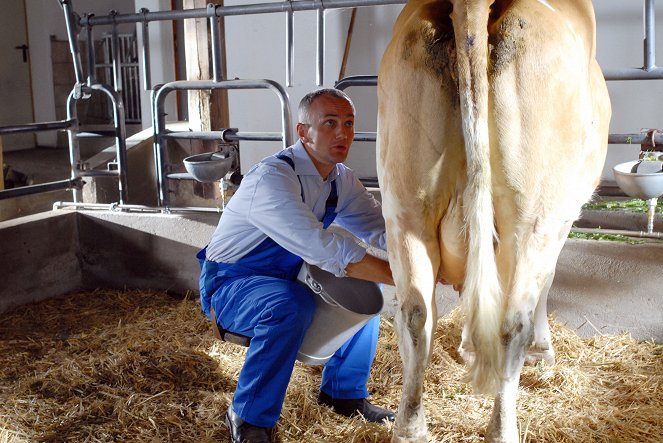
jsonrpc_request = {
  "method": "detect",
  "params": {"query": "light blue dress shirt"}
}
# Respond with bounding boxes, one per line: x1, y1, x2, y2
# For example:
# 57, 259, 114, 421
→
205, 140, 387, 277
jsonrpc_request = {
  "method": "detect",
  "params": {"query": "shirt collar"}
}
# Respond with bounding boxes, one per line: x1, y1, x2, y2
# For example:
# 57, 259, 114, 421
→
291, 139, 340, 181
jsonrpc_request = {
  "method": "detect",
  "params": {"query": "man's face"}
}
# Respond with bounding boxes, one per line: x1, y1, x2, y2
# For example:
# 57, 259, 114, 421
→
297, 94, 355, 177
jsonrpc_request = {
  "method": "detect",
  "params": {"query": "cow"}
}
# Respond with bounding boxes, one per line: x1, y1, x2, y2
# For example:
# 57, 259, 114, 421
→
376, 0, 611, 442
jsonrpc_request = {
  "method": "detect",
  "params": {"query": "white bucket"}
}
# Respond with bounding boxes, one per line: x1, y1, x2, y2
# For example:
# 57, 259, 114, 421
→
295, 262, 384, 365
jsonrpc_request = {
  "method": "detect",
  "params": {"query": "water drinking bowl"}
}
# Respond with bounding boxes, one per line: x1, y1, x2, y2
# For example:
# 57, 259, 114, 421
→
613, 160, 663, 200
183, 151, 235, 183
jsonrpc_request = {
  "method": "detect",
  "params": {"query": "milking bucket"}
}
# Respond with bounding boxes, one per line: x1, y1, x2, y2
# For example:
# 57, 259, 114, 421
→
296, 262, 384, 365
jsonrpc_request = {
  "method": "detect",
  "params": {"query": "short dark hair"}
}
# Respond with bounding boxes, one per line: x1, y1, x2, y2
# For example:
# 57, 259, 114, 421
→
298, 88, 356, 124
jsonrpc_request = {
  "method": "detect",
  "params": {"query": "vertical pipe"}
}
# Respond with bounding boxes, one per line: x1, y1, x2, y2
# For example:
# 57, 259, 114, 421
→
286, 8, 294, 87
153, 86, 169, 207
91, 84, 128, 205
644, 0, 656, 70
209, 5, 223, 82
61, 0, 85, 84
140, 8, 152, 90
316, 8, 324, 86
85, 21, 96, 85
111, 12, 123, 91
66, 90, 82, 203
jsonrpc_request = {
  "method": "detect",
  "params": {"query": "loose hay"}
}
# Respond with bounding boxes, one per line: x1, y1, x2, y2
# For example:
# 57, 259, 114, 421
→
0, 289, 661, 442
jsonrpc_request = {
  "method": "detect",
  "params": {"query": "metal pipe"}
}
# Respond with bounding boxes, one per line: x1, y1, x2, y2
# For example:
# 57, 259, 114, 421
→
111, 13, 122, 91
353, 131, 376, 142
335, 74, 377, 90
85, 20, 96, 85
644, 0, 656, 71
53, 201, 222, 214
66, 89, 83, 203
571, 227, 663, 240
90, 83, 128, 204
286, 9, 294, 86
60, 0, 85, 84
0, 119, 75, 135
603, 67, 663, 80
162, 130, 284, 142
140, 8, 152, 90
68, 84, 128, 204
316, 7, 325, 86
0, 178, 84, 201
79, 0, 406, 27
76, 130, 118, 138
608, 133, 663, 145
209, 4, 223, 82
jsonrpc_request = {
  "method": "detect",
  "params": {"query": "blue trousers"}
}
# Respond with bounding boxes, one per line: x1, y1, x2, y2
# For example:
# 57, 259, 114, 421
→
208, 274, 380, 428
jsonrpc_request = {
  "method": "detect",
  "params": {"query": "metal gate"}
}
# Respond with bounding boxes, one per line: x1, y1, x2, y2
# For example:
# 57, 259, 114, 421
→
98, 33, 141, 123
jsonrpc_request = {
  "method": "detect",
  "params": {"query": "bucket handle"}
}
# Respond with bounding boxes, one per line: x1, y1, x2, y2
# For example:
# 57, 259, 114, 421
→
303, 274, 340, 307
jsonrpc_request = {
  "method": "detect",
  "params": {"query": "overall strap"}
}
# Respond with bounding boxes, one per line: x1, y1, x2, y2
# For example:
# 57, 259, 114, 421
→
276, 153, 304, 201
275, 153, 338, 227
322, 180, 338, 228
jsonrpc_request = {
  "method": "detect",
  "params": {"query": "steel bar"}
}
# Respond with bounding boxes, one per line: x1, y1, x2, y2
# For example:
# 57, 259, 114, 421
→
316, 7, 324, 86
79, 0, 406, 27
66, 89, 83, 203
85, 21, 96, 84
608, 133, 663, 145
140, 8, 152, 90
334, 74, 377, 90
76, 130, 118, 138
61, 0, 85, 84
67, 84, 128, 205
571, 227, 663, 240
644, 0, 656, 70
53, 201, 222, 214
0, 178, 84, 201
209, 4, 223, 83
286, 10, 294, 87
162, 130, 284, 142
602, 67, 663, 80
111, 18, 122, 91
0, 119, 75, 135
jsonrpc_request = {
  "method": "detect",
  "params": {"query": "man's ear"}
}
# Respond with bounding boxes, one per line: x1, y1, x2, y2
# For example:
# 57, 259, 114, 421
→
296, 123, 309, 143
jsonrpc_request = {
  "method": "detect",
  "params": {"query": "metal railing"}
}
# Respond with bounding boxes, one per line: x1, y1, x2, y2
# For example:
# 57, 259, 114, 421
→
2, 0, 662, 222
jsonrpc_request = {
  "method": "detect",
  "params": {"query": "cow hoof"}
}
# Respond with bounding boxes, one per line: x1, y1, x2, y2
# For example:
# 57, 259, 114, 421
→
524, 346, 555, 367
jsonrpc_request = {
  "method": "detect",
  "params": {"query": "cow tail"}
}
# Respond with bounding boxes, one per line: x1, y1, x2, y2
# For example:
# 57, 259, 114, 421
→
451, 0, 503, 394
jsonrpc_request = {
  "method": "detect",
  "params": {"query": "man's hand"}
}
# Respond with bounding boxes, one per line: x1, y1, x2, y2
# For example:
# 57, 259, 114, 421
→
345, 253, 394, 286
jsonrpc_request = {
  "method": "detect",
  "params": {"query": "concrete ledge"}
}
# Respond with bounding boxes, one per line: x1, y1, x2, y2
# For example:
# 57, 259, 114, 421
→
1, 208, 662, 341
0, 209, 219, 313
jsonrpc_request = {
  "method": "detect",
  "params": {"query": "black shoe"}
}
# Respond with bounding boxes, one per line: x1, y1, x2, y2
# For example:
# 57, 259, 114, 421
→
318, 391, 396, 423
225, 406, 274, 443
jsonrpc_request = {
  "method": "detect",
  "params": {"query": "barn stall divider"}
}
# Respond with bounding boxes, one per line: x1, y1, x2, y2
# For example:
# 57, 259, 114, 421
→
0, 1, 662, 441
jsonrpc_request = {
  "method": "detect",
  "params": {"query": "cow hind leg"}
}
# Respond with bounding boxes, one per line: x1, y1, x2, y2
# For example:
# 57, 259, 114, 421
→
389, 233, 438, 443
485, 297, 537, 443
525, 271, 555, 366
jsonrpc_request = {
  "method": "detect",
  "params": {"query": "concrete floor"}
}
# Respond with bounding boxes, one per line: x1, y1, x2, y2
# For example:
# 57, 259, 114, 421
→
380, 237, 663, 342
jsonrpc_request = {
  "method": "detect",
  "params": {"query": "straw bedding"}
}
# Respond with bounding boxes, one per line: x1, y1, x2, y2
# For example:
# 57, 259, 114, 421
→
1, 289, 661, 442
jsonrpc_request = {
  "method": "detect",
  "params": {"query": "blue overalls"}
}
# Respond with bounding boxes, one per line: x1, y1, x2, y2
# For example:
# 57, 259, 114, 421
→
197, 154, 380, 428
